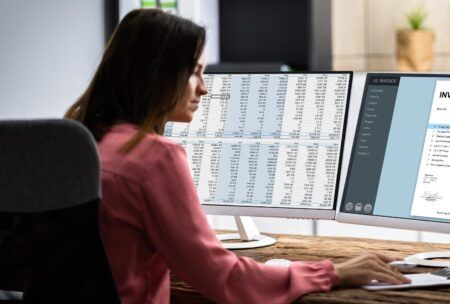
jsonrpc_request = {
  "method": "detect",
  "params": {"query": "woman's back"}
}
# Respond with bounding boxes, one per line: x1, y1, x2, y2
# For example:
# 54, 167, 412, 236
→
99, 123, 179, 303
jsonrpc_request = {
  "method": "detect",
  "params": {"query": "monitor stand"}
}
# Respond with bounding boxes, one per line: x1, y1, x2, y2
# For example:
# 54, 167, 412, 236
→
405, 251, 450, 267
217, 216, 276, 250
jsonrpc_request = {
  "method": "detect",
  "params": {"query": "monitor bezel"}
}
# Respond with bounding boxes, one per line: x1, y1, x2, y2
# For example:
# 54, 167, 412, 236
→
336, 72, 450, 233
194, 70, 354, 219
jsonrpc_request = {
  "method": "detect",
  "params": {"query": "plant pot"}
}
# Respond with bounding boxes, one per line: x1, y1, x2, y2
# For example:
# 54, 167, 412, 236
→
396, 30, 435, 71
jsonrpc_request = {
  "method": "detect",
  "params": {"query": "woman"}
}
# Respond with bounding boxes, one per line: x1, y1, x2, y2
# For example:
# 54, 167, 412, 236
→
66, 9, 409, 304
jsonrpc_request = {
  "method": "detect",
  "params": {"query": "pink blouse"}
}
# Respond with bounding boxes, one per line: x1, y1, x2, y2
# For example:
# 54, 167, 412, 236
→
99, 123, 339, 304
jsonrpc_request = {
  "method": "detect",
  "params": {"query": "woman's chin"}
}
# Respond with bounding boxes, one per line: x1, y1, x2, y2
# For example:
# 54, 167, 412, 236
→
169, 115, 193, 123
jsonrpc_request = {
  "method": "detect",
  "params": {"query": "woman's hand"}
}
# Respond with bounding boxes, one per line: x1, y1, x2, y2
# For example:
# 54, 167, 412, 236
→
334, 253, 411, 287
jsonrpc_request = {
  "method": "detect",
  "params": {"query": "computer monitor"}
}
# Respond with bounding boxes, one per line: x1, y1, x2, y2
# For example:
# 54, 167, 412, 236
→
164, 71, 352, 248
337, 73, 450, 266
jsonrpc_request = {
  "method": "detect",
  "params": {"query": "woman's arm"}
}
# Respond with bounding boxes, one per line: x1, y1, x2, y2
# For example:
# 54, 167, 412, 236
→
140, 144, 339, 303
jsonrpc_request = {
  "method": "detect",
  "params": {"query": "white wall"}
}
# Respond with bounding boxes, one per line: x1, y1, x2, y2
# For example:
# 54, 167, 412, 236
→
0, 0, 105, 119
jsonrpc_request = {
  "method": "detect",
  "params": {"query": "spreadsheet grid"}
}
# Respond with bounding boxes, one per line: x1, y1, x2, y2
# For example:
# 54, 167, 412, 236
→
164, 73, 350, 209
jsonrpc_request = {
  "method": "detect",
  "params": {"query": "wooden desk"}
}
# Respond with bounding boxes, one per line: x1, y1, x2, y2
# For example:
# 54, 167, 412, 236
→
171, 234, 450, 303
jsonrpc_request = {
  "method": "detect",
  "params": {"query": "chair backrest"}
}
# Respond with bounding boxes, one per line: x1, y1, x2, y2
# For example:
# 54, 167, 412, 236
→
0, 119, 120, 303
0, 119, 100, 212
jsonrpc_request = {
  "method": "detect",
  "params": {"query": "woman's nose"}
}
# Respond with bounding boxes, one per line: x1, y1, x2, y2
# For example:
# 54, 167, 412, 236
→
199, 82, 208, 95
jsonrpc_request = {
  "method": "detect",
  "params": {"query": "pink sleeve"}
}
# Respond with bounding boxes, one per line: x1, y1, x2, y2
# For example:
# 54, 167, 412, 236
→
140, 144, 339, 303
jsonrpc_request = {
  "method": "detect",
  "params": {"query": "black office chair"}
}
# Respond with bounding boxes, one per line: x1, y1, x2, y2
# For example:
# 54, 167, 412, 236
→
0, 119, 121, 304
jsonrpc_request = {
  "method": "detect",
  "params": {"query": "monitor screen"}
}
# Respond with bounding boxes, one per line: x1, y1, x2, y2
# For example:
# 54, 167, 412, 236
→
219, 0, 310, 69
164, 72, 352, 218
338, 73, 450, 232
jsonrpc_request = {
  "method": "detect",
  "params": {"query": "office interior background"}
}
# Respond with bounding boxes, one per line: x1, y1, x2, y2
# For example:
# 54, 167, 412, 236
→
1, 0, 450, 243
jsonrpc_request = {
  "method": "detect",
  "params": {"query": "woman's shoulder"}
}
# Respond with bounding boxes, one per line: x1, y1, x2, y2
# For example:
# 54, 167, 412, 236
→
104, 123, 182, 151
139, 130, 183, 155
100, 124, 186, 182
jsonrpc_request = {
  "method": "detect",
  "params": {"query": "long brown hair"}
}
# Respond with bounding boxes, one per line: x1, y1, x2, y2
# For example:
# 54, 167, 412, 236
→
65, 9, 205, 152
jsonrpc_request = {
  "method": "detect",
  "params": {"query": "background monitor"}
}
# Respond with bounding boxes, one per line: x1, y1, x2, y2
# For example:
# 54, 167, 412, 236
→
216, 0, 332, 71
164, 71, 352, 247
337, 73, 450, 266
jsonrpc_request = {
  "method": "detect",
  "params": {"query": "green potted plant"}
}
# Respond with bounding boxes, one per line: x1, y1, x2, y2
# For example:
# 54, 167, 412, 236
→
396, 7, 435, 71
